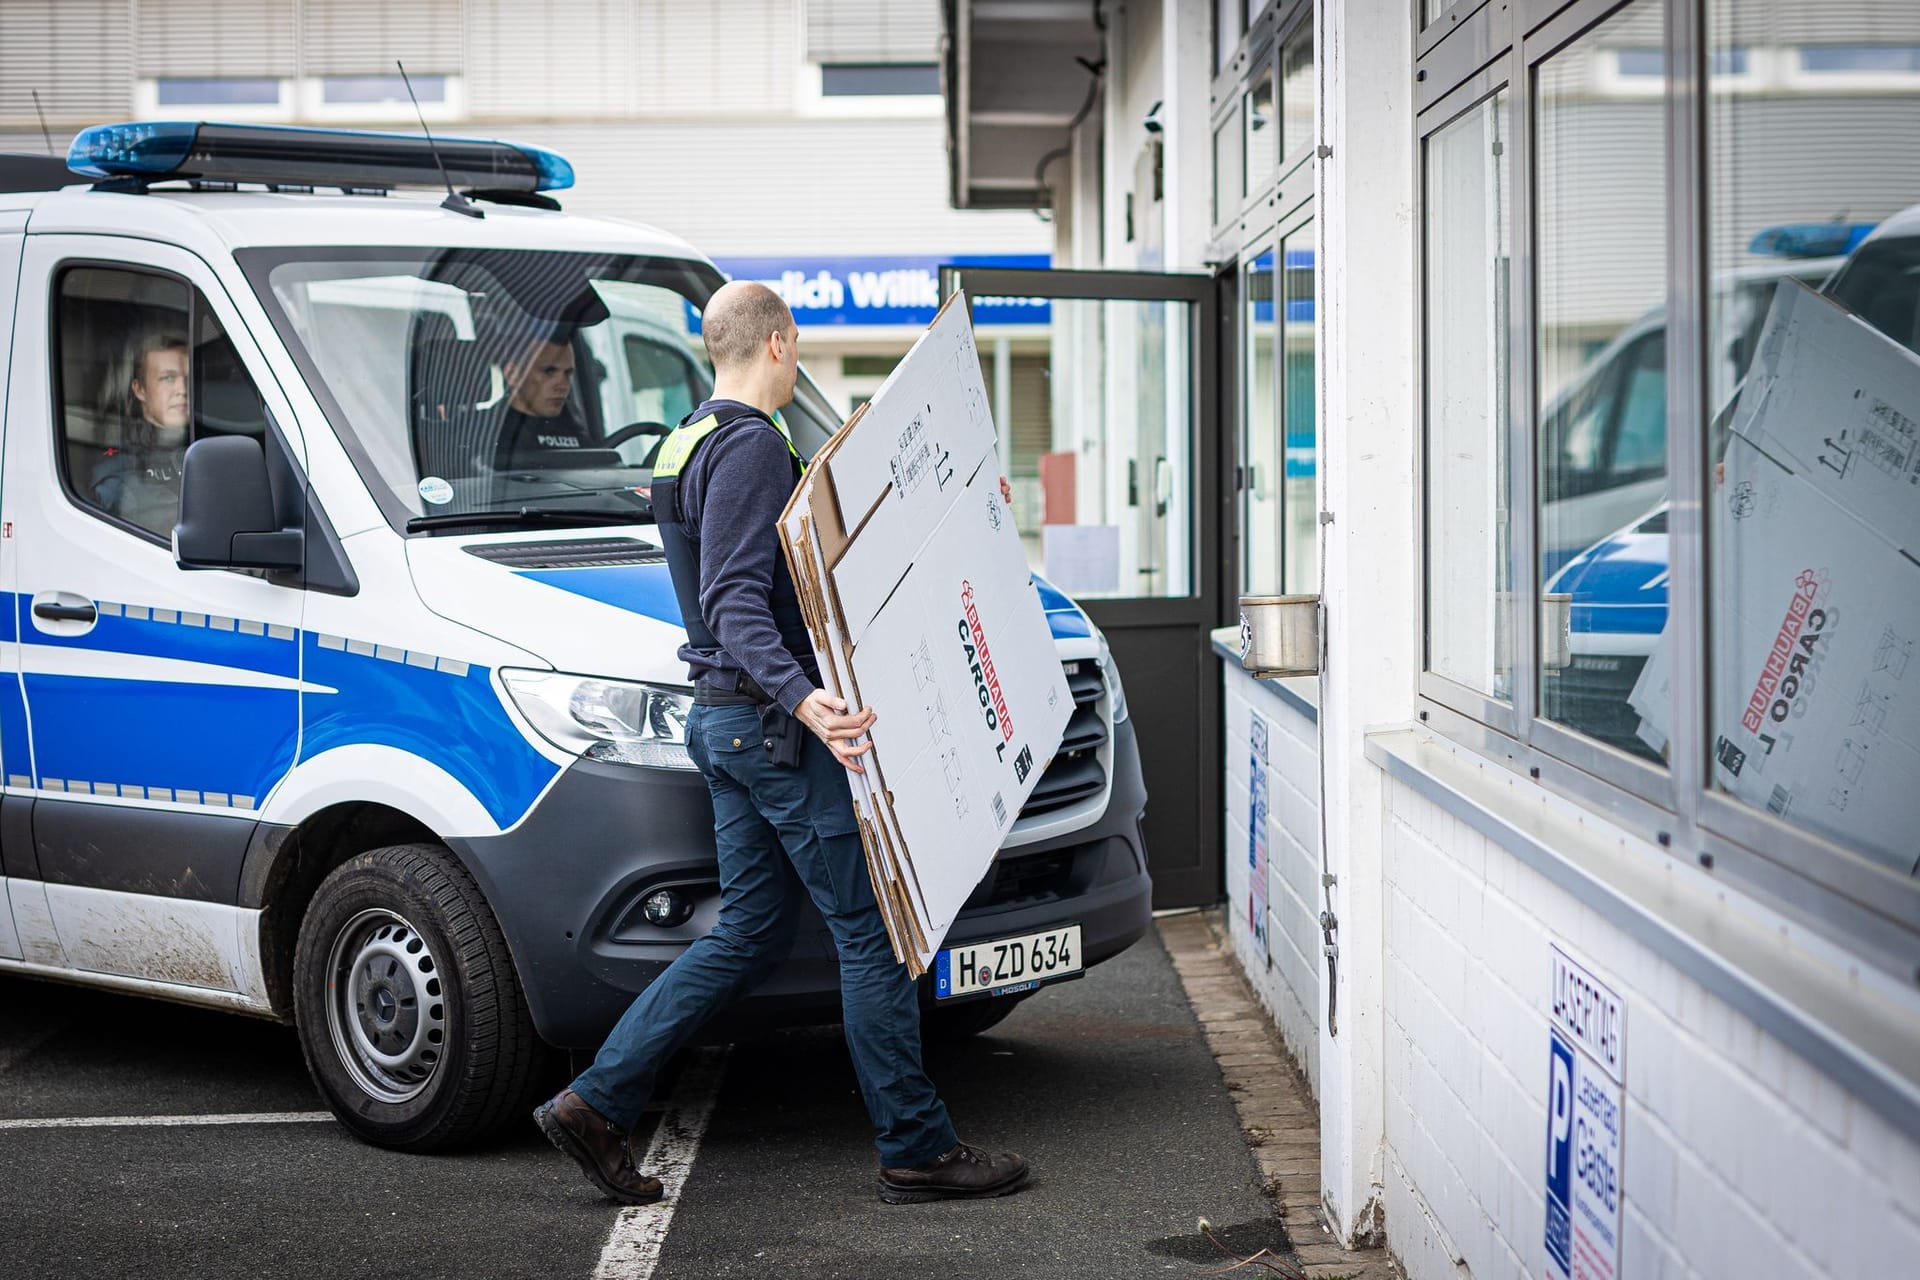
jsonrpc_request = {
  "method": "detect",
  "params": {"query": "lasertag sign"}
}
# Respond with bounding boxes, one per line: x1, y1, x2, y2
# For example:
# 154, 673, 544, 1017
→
1544, 946, 1625, 1280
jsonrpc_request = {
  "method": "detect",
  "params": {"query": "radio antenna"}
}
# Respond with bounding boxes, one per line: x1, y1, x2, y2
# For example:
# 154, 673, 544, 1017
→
396, 60, 480, 219
31, 90, 54, 156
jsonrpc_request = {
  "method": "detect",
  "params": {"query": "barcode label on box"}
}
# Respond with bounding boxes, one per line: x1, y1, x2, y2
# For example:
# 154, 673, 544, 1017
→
991, 791, 1007, 828
1767, 784, 1792, 816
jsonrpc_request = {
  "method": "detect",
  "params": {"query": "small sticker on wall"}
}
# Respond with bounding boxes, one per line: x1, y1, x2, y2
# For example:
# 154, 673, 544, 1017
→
1248, 712, 1270, 966
418, 476, 454, 505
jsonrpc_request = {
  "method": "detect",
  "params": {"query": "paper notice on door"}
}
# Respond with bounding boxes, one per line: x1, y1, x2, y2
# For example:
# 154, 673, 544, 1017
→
1042, 524, 1121, 596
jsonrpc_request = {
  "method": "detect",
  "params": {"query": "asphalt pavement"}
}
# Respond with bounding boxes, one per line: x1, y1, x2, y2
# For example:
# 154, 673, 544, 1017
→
1, 926, 1285, 1279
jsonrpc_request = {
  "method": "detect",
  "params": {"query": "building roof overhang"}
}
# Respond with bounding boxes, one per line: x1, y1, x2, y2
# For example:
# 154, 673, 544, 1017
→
942, 0, 1103, 210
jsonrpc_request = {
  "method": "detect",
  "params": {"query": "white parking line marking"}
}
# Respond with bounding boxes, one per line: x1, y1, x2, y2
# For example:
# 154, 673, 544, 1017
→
592, 1046, 729, 1280
0, 1111, 334, 1131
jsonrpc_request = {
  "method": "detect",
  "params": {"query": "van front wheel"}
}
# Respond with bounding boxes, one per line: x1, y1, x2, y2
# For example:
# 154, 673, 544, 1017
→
293, 843, 540, 1151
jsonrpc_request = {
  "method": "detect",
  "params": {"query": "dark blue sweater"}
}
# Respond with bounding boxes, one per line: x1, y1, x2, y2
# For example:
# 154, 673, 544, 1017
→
672, 399, 816, 715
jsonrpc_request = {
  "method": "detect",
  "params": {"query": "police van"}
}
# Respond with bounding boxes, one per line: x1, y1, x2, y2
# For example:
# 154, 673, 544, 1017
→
0, 124, 1152, 1150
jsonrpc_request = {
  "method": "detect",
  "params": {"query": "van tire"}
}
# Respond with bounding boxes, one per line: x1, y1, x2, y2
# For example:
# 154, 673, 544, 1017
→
292, 842, 540, 1152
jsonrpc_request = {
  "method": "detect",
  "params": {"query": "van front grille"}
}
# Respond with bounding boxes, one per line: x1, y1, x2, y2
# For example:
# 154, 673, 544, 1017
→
1016, 658, 1110, 823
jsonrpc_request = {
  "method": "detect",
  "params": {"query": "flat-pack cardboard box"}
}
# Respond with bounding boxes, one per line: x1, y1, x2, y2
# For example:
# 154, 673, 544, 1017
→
781, 293, 1072, 972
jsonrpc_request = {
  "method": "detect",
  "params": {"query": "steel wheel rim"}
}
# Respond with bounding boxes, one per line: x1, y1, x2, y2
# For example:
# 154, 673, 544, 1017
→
323, 908, 448, 1105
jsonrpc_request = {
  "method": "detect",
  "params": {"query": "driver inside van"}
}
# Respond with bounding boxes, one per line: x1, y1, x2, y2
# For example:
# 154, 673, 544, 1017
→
92, 332, 191, 535
493, 334, 593, 470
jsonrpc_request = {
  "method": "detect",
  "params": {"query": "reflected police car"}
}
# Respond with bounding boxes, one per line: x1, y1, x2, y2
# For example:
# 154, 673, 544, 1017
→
1546, 210, 1920, 759
0, 125, 1152, 1150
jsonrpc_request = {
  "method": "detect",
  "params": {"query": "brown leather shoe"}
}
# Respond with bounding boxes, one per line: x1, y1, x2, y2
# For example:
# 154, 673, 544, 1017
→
877, 1142, 1031, 1204
533, 1089, 664, 1206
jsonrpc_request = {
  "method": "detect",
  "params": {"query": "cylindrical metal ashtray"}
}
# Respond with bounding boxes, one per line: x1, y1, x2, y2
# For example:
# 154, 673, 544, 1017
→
1238, 594, 1321, 677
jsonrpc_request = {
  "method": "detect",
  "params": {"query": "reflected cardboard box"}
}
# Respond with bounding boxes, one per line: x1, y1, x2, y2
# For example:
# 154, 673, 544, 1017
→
1706, 435, 1920, 873
1728, 279, 1920, 560
1635, 279, 1920, 873
780, 293, 1072, 974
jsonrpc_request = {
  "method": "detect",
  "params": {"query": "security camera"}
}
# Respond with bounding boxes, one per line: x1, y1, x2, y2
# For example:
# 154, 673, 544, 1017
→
1142, 100, 1163, 134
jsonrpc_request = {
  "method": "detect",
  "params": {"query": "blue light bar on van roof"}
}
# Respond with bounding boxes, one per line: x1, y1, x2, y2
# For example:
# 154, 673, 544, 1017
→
1748, 221, 1875, 259
67, 121, 574, 192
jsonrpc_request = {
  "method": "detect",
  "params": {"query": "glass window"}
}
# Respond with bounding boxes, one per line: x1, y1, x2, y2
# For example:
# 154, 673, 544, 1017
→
1241, 248, 1279, 593
821, 63, 940, 96
1701, 2, 1920, 873
1245, 67, 1276, 196
241, 248, 839, 530
321, 75, 446, 105
1280, 232, 1317, 593
1280, 24, 1315, 162
1214, 103, 1244, 226
1425, 92, 1512, 698
53, 266, 270, 541
1536, 0, 1668, 762
1798, 45, 1920, 75
156, 78, 281, 106
1216, 0, 1246, 74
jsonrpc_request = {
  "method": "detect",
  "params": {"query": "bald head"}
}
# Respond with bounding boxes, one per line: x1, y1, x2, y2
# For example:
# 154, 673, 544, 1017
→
703, 281, 796, 374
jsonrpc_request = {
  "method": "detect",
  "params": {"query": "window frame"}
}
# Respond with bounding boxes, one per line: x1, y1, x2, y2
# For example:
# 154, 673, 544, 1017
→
49, 259, 211, 549
1238, 232, 1281, 597
1411, 0, 1920, 981
1274, 206, 1318, 596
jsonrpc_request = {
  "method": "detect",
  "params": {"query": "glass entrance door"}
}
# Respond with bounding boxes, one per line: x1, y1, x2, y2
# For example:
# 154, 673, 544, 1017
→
941, 266, 1222, 907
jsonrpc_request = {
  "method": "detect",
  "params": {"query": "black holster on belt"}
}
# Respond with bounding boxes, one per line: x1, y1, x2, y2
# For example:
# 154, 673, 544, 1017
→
759, 702, 805, 768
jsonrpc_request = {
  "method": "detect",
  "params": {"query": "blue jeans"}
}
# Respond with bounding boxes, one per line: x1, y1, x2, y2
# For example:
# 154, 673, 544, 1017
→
570, 702, 958, 1168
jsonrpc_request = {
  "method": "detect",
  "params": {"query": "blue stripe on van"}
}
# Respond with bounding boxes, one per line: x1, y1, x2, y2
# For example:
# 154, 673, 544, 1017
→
0, 675, 32, 782
515, 565, 683, 625
300, 636, 559, 829
25, 610, 296, 675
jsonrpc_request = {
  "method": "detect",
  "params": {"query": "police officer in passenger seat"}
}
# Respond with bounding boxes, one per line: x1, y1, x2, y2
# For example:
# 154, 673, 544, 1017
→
492, 333, 594, 470
92, 331, 191, 535
534, 281, 1031, 1207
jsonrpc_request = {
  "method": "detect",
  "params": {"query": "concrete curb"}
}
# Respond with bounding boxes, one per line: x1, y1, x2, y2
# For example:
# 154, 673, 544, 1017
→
1157, 910, 1399, 1280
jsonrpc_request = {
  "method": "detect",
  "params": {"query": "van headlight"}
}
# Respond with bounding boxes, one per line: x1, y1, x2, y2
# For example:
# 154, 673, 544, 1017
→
1096, 635, 1129, 723
501, 670, 696, 770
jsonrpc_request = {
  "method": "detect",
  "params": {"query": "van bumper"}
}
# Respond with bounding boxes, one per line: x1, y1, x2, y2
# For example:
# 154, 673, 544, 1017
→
449, 717, 1153, 1049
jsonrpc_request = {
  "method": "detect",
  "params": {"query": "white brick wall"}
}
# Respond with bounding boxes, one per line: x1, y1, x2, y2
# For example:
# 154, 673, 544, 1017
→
1222, 664, 1322, 1097
1380, 775, 1920, 1280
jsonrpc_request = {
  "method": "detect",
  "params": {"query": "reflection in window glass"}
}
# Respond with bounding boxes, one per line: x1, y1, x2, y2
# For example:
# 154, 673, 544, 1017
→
1536, 0, 1668, 762
1280, 25, 1314, 161
1699, 2, 1920, 874
1281, 233, 1317, 593
1241, 249, 1279, 593
1425, 93, 1511, 698
1245, 69, 1276, 196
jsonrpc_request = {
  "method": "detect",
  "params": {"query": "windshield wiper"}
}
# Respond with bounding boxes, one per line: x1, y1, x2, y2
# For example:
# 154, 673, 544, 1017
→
406, 506, 651, 534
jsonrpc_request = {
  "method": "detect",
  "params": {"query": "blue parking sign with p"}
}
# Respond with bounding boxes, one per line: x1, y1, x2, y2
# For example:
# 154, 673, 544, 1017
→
1545, 1030, 1575, 1278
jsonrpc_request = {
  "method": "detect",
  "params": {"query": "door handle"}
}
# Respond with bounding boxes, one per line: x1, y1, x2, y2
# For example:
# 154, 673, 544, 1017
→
33, 602, 97, 624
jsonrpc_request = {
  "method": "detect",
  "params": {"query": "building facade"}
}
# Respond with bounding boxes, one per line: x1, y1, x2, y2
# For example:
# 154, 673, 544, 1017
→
0, 0, 1053, 423
944, 0, 1920, 1275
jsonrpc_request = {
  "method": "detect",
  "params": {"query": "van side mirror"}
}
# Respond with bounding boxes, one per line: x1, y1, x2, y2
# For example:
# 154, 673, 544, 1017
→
174, 436, 304, 572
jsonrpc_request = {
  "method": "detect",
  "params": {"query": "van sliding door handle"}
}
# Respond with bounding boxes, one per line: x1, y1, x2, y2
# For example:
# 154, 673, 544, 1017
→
33, 602, 97, 623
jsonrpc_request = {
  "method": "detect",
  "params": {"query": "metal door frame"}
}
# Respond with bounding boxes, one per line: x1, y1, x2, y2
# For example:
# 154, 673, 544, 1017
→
940, 264, 1225, 906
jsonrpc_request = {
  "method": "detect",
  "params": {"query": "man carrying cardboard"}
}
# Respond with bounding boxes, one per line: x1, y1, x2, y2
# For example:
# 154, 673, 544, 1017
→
533, 281, 1030, 1206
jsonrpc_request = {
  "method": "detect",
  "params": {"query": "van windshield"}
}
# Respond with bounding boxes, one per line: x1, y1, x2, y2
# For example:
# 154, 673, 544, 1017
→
238, 247, 836, 532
